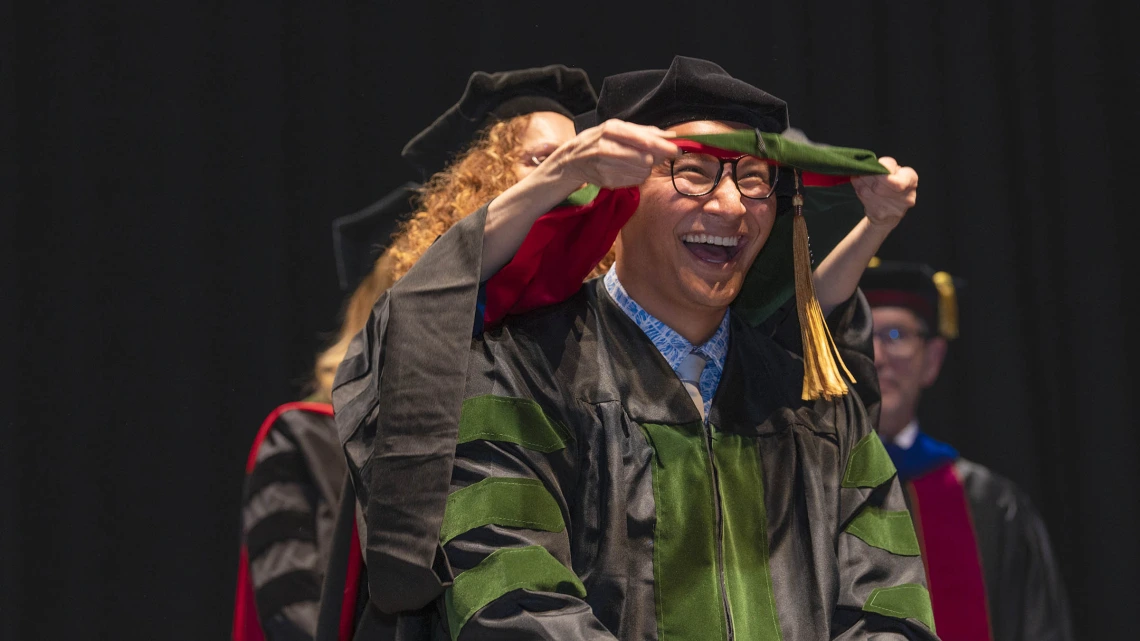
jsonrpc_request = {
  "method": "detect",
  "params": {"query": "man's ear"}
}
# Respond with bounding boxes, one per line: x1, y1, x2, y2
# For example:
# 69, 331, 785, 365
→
919, 337, 948, 388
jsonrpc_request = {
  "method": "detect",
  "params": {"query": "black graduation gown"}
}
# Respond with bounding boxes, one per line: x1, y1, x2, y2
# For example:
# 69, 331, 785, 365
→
332, 204, 939, 640
957, 459, 1074, 640
887, 433, 1073, 641
239, 402, 346, 641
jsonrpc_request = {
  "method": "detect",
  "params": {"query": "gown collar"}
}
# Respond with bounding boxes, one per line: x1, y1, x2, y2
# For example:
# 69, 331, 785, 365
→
883, 423, 960, 482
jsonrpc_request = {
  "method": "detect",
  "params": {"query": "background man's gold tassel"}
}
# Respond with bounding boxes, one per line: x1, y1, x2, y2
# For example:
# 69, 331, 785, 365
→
932, 271, 960, 339
791, 172, 855, 400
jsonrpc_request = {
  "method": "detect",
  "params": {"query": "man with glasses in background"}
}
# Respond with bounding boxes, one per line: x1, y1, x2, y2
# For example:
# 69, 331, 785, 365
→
862, 260, 1074, 641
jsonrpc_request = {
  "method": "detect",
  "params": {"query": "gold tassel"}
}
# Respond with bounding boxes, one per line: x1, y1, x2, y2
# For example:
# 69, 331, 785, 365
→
792, 171, 855, 400
932, 271, 959, 339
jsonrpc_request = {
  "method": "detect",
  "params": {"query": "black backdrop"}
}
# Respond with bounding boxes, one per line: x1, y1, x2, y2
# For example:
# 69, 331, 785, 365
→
3, 2, 1137, 639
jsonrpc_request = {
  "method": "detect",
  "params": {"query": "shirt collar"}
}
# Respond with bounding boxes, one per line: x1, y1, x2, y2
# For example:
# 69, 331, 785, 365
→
892, 419, 920, 450
603, 267, 729, 372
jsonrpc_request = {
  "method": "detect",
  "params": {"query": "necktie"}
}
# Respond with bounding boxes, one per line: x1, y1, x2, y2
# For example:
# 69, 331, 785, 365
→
677, 351, 709, 420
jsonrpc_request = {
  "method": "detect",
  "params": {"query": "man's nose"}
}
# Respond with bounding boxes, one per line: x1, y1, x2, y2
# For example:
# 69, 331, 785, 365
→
706, 169, 747, 215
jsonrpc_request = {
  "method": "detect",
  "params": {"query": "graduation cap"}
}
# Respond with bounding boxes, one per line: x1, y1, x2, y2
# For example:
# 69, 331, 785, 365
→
483, 56, 893, 400
575, 55, 788, 133
861, 259, 963, 339
401, 65, 597, 180
331, 182, 419, 292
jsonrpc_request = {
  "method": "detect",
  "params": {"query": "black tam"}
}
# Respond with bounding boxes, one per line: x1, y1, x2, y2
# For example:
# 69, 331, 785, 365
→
860, 260, 964, 340
577, 55, 788, 133
401, 65, 597, 179
331, 183, 419, 292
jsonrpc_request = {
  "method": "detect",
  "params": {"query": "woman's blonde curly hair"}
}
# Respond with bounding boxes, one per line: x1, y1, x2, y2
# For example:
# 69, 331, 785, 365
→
310, 113, 614, 402
387, 116, 528, 282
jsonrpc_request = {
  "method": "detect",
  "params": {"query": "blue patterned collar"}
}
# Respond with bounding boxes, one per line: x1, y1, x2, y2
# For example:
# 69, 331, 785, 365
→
603, 268, 729, 415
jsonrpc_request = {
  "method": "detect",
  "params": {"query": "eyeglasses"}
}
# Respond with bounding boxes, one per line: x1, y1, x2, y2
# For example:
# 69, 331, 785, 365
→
872, 327, 931, 358
670, 152, 780, 200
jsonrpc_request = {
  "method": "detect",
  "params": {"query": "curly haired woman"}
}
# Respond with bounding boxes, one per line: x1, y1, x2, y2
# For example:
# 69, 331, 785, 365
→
313, 112, 619, 397
234, 66, 597, 641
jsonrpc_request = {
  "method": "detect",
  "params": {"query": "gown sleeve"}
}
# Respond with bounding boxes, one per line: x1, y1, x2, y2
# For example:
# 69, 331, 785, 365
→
332, 205, 490, 614
332, 191, 632, 617
820, 296, 938, 640
958, 460, 1075, 641
243, 413, 326, 641
829, 408, 940, 639
436, 391, 617, 640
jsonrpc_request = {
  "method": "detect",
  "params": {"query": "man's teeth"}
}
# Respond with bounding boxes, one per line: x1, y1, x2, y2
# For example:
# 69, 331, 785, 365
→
681, 233, 740, 247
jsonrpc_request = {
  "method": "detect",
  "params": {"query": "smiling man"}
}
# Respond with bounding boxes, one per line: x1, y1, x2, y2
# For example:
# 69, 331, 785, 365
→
335, 56, 932, 640
612, 119, 776, 348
